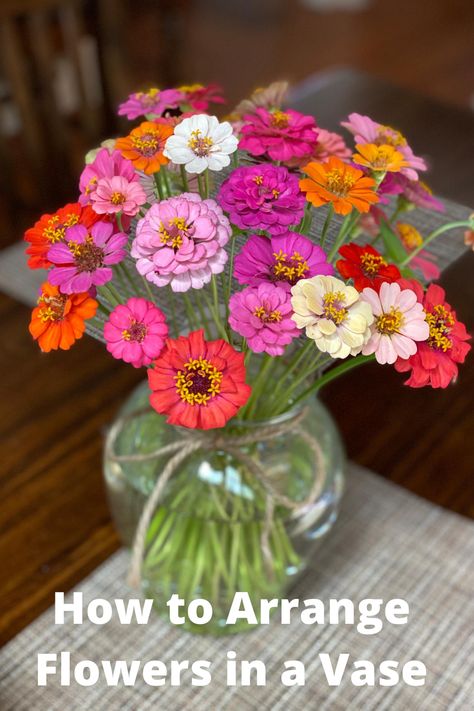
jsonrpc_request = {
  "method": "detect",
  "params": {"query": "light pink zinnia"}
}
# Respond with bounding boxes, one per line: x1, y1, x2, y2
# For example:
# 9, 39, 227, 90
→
313, 128, 351, 162
79, 149, 138, 206
104, 297, 168, 368
229, 283, 299, 356
239, 107, 318, 162
91, 175, 147, 216
48, 221, 127, 293
361, 282, 429, 364
131, 193, 231, 292
341, 113, 426, 181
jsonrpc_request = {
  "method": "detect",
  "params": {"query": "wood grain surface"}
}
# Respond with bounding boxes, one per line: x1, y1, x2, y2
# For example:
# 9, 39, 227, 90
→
1, 69, 473, 645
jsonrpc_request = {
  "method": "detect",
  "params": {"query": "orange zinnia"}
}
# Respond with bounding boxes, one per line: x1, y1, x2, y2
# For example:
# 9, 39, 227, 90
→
353, 143, 408, 173
29, 282, 98, 352
299, 157, 379, 215
24, 203, 98, 270
115, 120, 173, 174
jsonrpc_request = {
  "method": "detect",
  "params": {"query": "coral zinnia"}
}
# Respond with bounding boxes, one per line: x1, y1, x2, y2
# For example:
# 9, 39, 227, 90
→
29, 282, 97, 352
361, 282, 429, 364
148, 329, 251, 429
337, 243, 401, 292
394, 281, 471, 388
132, 193, 231, 292
48, 221, 127, 293
299, 157, 379, 215
116, 121, 173, 174
24, 203, 99, 270
234, 232, 333, 289
104, 297, 168, 368
229, 283, 300, 356
239, 107, 318, 162
290, 275, 374, 359
218, 164, 305, 236
353, 143, 409, 173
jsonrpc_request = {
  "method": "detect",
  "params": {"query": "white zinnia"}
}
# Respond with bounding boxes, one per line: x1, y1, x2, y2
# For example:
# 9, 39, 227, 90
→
290, 275, 374, 359
163, 114, 238, 174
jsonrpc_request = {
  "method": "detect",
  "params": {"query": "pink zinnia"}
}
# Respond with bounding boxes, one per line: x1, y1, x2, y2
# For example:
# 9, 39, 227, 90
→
79, 149, 137, 207
341, 113, 426, 181
48, 221, 127, 293
104, 297, 168, 368
394, 281, 471, 388
239, 107, 318, 162
218, 164, 305, 236
131, 193, 231, 292
234, 232, 333, 289
229, 283, 300, 356
403, 180, 445, 212
118, 87, 182, 120
91, 175, 147, 216
178, 83, 225, 111
313, 128, 351, 162
361, 282, 429, 364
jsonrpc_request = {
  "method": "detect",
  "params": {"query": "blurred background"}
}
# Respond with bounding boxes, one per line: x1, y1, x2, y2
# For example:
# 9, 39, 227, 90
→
0, 0, 473, 248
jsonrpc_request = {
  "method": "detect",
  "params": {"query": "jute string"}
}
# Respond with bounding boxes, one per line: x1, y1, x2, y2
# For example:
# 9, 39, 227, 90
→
106, 407, 327, 588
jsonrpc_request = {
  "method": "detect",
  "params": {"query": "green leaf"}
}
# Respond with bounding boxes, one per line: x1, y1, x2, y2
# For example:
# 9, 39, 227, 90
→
379, 219, 407, 264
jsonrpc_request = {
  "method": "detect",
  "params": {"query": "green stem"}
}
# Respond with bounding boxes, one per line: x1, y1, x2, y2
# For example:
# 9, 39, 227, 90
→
327, 212, 359, 261
154, 173, 165, 201
320, 204, 334, 248
244, 354, 277, 419
180, 165, 189, 192
399, 220, 473, 267
141, 276, 156, 304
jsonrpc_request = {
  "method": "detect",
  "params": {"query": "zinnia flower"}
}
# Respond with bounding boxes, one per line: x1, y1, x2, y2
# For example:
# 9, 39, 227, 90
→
91, 175, 147, 216
290, 275, 374, 359
396, 223, 440, 281
79, 148, 138, 207
163, 114, 238, 174
116, 121, 173, 174
312, 128, 351, 162
300, 158, 379, 215
148, 329, 251, 429
48, 221, 127, 293
177, 83, 225, 111
218, 164, 305, 235
402, 180, 445, 212
239, 107, 318, 162
132, 193, 231, 292
29, 282, 97, 352
24, 203, 99, 269
353, 143, 409, 173
104, 298, 168, 368
118, 87, 182, 120
394, 281, 471, 388
336, 243, 401, 292
341, 113, 427, 180
234, 232, 333, 289
233, 81, 289, 118
361, 282, 429, 364
229, 283, 300, 356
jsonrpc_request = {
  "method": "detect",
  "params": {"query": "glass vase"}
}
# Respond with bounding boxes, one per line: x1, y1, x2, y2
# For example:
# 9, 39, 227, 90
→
103, 381, 345, 635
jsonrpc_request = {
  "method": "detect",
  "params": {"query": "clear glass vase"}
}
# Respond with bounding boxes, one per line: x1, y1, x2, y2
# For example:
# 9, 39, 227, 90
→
103, 381, 345, 635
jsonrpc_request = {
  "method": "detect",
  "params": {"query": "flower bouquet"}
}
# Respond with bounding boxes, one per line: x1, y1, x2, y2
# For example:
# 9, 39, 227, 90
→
25, 81, 472, 634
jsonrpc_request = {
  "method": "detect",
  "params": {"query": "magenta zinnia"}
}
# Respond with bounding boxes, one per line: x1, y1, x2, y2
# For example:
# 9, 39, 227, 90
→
104, 297, 168, 368
239, 107, 318, 162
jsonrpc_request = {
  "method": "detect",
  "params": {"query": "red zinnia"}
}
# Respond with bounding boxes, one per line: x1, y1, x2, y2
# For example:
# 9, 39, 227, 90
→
336, 243, 401, 292
394, 281, 471, 388
24, 203, 99, 270
148, 330, 251, 430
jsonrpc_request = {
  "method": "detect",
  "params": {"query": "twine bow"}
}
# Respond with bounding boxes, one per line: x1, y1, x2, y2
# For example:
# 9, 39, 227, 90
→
106, 407, 327, 588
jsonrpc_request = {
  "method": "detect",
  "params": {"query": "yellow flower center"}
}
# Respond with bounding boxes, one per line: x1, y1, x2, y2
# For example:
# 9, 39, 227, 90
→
376, 125, 407, 148
360, 252, 387, 276
322, 291, 348, 325
376, 307, 403, 334
43, 213, 80, 243
326, 170, 356, 197
121, 320, 147, 343
188, 129, 214, 157
271, 110, 290, 128
158, 217, 190, 250
253, 306, 282, 323
137, 88, 160, 106
179, 83, 204, 93
69, 236, 104, 272
37, 292, 68, 322
85, 177, 98, 195
175, 357, 223, 406
110, 191, 126, 205
426, 304, 454, 352
397, 223, 423, 250
132, 132, 160, 157
273, 249, 310, 285
252, 175, 264, 185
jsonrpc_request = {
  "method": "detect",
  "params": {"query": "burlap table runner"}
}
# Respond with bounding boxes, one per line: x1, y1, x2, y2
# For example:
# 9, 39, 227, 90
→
1, 464, 473, 710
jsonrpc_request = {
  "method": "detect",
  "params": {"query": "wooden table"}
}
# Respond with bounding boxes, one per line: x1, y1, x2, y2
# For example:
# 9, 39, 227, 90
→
1, 69, 473, 646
